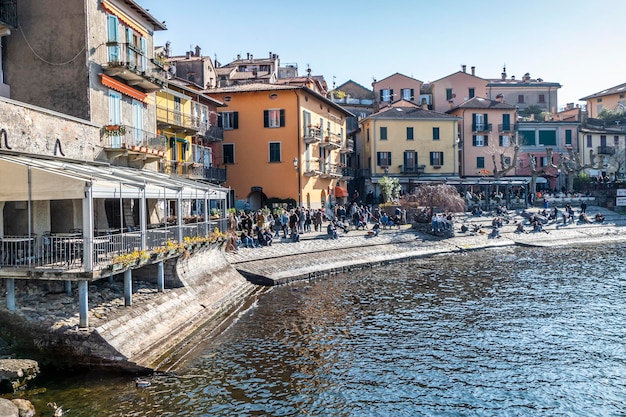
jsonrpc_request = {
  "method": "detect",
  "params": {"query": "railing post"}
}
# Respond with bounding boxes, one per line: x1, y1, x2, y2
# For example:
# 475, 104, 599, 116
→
6, 278, 15, 311
78, 280, 88, 328
124, 270, 132, 307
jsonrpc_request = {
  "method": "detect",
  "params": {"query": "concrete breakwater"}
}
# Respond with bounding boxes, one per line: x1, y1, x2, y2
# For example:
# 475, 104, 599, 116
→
0, 206, 625, 373
0, 245, 261, 372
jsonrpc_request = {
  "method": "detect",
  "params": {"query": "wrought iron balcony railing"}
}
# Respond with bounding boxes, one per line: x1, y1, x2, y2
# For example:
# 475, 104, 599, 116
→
0, 0, 17, 28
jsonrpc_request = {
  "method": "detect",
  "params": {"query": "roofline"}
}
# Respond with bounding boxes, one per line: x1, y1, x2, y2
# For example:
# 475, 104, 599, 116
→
166, 80, 225, 107
121, 0, 167, 30
374, 72, 423, 85
486, 82, 561, 88
579, 82, 626, 100
335, 79, 373, 93
429, 71, 487, 84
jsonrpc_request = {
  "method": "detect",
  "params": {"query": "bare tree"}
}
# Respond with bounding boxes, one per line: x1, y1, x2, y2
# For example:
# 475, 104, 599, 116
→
558, 148, 597, 192
491, 142, 520, 180
527, 147, 559, 195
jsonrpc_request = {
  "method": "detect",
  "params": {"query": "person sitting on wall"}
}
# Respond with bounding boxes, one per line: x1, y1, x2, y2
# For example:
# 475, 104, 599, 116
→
241, 229, 256, 248
595, 213, 605, 223
367, 221, 381, 237
327, 222, 339, 239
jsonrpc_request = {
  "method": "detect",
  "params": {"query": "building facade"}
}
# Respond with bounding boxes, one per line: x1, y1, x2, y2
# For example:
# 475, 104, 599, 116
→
580, 82, 626, 118
206, 83, 353, 210
359, 102, 461, 197
487, 68, 561, 113
429, 66, 488, 113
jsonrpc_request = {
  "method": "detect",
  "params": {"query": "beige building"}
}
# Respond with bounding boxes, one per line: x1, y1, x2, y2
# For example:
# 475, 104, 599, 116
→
580, 82, 626, 118
359, 101, 460, 197
487, 68, 561, 113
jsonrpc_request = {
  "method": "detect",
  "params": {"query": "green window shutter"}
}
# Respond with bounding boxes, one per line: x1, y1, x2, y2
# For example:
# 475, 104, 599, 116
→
410, 89, 414, 100
433, 127, 440, 140
390, 89, 394, 101
499, 135, 503, 146
233, 112, 239, 129
565, 129, 572, 145
477, 157, 484, 168
263, 110, 269, 127
538, 130, 556, 146
473, 135, 477, 146
379, 90, 384, 102
280, 109, 285, 127
484, 136, 489, 146
407, 127, 414, 140
469, 88, 475, 98
217, 114, 223, 128
380, 127, 387, 140
519, 130, 534, 146
502, 114, 511, 130
484, 114, 488, 126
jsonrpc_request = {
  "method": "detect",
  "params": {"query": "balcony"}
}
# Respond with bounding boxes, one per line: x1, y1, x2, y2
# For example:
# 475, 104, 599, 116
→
472, 123, 492, 133
102, 125, 167, 161
340, 138, 355, 153
0, 0, 17, 29
399, 164, 426, 175
320, 132, 342, 149
203, 125, 224, 142
498, 123, 517, 133
597, 146, 616, 155
99, 42, 167, 93
304, 159, 322, 177
158, 160, 227, 184
157, 105, 203, 132
342, 167, 355, 180
303, 126, 322, 144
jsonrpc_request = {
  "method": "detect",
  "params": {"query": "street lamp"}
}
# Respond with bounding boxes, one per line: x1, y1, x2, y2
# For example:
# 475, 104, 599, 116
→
293, 157, 301, 207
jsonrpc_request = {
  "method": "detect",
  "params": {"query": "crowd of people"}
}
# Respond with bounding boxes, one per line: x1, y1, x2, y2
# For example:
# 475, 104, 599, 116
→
225, 202, 408, 252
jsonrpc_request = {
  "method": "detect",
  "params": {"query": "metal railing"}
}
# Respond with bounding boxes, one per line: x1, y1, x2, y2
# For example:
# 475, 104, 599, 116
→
597, 146, 616, 155
0, 221, 229, 271
98, 42, 167, 88
158, 159, 227, 184
0, 0, 17, 28
498, 123, 517, 132
472, 123, 492, 132
103, 125, 168, 153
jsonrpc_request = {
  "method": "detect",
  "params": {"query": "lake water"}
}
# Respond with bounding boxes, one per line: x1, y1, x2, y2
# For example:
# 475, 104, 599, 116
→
22, 244, 626, 416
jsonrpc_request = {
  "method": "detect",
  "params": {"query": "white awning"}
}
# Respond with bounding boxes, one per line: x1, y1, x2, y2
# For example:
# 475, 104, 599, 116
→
0, 154, 228, 201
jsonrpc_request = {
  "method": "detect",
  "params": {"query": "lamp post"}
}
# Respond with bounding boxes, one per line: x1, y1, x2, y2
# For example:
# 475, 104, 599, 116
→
293, 157, 301, 207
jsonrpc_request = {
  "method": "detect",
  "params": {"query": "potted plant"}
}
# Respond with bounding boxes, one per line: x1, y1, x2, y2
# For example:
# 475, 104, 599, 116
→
103, 124, 127, 136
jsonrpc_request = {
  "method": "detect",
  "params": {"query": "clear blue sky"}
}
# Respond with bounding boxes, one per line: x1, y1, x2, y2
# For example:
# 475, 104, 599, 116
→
140, 0, 626, 109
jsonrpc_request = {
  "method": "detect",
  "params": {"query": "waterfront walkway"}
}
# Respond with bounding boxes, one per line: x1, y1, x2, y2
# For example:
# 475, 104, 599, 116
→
225, 206, 626, 285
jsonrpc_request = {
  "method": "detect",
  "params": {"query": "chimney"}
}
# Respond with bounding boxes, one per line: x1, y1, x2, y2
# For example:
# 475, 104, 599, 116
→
523, 72, 530, 82
247, 52, 250, 60
511, 75, 516, 80
462, 65, 466, 73
501, 65, 507, 80
471, 66, 475, 76
421, 98, 428, 110
195, 45, 201, 57
496, 94, 504, 103
186, 51, 191, 59
250, 54, 253, 60
237, 54, 241, 60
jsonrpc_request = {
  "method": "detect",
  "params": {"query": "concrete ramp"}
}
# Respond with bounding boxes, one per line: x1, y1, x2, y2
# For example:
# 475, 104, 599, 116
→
93, 246, 259, 371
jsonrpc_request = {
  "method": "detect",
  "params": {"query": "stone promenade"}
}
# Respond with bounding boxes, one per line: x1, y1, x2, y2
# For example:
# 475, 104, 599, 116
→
225, 206, 626, 285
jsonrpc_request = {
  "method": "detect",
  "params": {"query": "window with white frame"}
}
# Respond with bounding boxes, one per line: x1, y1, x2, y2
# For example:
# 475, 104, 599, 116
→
473, 135, 487, 147
401, 88, 414, 101
264, 109, 284, 128
380, 89, 393, 102
220, 112, 238, 130
430, 152, 444, 166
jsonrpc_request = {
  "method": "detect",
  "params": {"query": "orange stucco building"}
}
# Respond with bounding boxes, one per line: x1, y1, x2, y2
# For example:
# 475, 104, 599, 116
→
206, 83, 354, 210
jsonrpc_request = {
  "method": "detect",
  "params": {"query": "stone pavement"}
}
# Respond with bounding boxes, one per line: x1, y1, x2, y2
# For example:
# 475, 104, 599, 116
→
225, 206, 626, 285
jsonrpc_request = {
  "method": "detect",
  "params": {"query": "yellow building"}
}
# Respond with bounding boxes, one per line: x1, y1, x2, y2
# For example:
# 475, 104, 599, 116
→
359, 101, 460, 196
206, 83, 354, 210
155, 79, 227, 183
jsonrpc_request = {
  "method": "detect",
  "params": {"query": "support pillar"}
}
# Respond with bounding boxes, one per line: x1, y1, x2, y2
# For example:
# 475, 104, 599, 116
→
124, 269, 132, 306
5, 279, 15, 311
78, 280, 88, 328
65, 280, 72, 295
157, 261, 164, 292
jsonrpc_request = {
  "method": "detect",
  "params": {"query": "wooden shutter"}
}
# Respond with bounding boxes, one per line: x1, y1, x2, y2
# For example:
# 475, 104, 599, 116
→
217, 113, 223, 128
379, 90, 384, 102
263, 110, 269, 127
473, 135, 477, 146
484, 136, 488, 146
233, 112, 238, 129
280, 109, 285, 127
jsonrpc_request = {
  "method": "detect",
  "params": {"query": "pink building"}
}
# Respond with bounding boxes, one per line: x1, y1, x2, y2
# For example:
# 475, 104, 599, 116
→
430, 66, 488, 113
372, 73, 423, 109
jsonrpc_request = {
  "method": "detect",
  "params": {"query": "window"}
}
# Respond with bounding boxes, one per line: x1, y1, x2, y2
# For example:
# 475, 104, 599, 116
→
540, 156, 548, 167
538, 130, 556, 146
132, 100, 142, 145
600, 135, 607, 147
473, 135, 487, 147
269, 142, 281, 163
264, 109, 285, 128
519, 130, 535, 146
430, 152, 444, 167
403, 151, 418, 172
473, 113, 488, 131
468, 88, 475, 99
565, 129, 572, 146
615, 136, 620, 146
432, 127, 440, 140
502, 114, 511, 131
108, 90, 122, 148
380, 126, 388, 140
377, 152, 391, 167
518, 95, 525, 103
107, 16, 120, 62
586, 135, 592, 148
219, 112, 238, 130
446, 88, 453, 101
499, 135, 511, 146
597, 98, 603, 103
380, 89, 393, 102
401, 88, 414, 101
367, 128, 370, 142
406, 127, 414, 140
477, 156, 485, 169
538, 94, 545, 103
223, 143, 234, 164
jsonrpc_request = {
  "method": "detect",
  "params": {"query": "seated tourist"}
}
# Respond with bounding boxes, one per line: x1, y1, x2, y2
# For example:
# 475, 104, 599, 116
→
327, 222, 338, 239
515, 223, 526, 233
595, 213, 605, 223
241, 230, 255, 248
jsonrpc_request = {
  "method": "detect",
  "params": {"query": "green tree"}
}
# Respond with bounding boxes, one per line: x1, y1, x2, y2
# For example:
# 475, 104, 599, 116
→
379, 176, 401, 203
